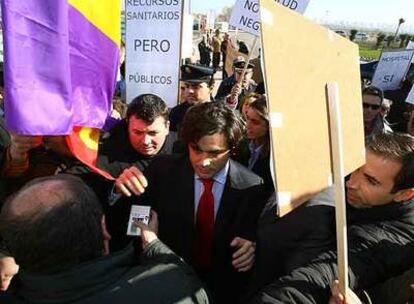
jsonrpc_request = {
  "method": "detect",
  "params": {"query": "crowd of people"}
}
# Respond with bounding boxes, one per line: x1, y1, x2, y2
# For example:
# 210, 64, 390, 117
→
0, 27, 414, 304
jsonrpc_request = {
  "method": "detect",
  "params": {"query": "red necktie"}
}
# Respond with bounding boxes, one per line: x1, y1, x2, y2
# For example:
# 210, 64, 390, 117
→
194, 178, 215, 270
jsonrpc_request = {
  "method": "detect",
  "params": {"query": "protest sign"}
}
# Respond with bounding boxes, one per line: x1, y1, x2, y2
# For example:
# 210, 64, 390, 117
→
260, 0, 364, 216
229, 0, 310, 37
230, 0, 261, 36
261, 0, 364, 295
274, 0, 310, 14
406, 40, 414, 50
126, 0, 183, 107
371, 49, 414, 91
406, 84, 414, 105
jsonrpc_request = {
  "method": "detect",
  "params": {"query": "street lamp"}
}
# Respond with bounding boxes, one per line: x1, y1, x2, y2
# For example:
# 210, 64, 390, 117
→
393, 18, 405, 42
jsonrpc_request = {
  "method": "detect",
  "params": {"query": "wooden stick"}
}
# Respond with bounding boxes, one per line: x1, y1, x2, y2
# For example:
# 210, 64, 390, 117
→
326, 82, 349, 298
238, 36, 259, 84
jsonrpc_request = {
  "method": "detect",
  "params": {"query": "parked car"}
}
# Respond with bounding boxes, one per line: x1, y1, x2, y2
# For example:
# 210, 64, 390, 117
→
334, 30, 348, 38
354, 32, 369, 41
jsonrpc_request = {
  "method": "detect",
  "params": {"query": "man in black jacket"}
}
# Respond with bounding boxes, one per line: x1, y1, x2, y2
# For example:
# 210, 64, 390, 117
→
250, 132, 414, 303
0, 175, 209, 304
117, 102, 269, 303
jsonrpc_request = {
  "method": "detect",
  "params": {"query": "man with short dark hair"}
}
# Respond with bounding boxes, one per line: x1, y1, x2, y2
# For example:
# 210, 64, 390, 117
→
249, 132, 414, 303
118, 102, 269, 303
97, 93, 174, 176
0, 175, 209, 303
67, 93, 176, 193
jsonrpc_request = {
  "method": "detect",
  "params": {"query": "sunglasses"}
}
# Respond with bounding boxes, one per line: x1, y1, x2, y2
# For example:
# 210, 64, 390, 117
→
362, 103, 381, 110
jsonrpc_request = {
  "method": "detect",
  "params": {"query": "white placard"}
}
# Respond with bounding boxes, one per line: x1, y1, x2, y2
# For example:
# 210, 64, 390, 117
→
406, 40, 414, 50
371, 50, 414, 91
127, 205, 151, 236
126, 0, 183, 107
406, 85, 414, 105
230, 0, 261, 37
274, 0, 310, 14
229, 0, 310, 37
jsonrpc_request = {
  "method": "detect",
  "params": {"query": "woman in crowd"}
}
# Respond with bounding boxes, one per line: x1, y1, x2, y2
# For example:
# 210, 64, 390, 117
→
234, 95, 274, 192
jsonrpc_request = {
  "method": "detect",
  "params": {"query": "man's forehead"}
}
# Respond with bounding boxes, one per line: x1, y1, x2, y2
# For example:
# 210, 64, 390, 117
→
129, 116, 167, 129
364, 150, 402, 184
363, 94, 382, 105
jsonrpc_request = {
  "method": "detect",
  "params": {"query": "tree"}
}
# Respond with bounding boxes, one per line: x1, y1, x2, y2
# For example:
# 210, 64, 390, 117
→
399, 34, 408, 48
376, 33, 386, 48
393, 18, 405, 42
386, 35, 395, 47
350, 29, 358, 41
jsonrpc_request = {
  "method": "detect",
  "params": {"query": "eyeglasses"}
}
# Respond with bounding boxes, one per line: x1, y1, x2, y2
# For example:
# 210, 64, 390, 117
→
362, 103, 381, 110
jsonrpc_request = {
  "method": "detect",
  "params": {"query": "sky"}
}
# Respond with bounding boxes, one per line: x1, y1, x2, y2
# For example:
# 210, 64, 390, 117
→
191, 0, 414, 32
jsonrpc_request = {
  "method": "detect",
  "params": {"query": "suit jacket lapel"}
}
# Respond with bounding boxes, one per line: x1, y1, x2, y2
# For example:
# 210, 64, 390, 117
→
177, 156, 196, 239
214, 160, 241, 241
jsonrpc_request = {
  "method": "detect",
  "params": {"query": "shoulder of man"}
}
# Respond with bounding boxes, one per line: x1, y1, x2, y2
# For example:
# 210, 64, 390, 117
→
228, 159, 264, 190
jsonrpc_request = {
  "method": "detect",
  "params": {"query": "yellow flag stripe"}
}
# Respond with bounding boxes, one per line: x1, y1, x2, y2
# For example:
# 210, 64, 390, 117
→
68, 0, 120, 46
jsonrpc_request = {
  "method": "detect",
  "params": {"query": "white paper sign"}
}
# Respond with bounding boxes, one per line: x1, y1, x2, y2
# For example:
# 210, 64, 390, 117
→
406, 85, 414, 105
406, 40, 414, 50
274, 0, 310, 14
371, 50, 414, 91
229, 0, 310, 37
126, 0, 183, 107
230, 0, 261, 37
127, 205, 151, 236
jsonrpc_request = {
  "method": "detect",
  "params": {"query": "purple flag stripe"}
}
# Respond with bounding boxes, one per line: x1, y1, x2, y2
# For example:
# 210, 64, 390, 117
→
68, 5, 119, 129
1, 0, 119, 135
2, 0, 73, 134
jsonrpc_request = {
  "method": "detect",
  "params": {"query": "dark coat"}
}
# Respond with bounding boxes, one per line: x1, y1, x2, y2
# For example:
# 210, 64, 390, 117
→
115, 154, 268, 303
214, 75, 257, 108
249, 198, 414, 304
1, 241, 209, 304
233, 139, 274, 193
169, 102, 192, 132
65, 120, 177, 203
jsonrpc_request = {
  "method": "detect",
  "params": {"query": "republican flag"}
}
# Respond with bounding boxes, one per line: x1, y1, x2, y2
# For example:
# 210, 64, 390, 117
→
1, 0, 120, 179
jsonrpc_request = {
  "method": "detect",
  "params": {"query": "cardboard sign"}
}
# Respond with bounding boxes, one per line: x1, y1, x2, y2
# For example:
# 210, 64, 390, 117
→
230, 0, 261, 37
371, 50, 414, 91
125, 0, 183, 107
260, 0, 365, 216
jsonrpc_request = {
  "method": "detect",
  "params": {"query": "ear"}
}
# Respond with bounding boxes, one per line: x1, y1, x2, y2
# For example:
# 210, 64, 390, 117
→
165, 120, 170, 134
394, 188, 414, 203
101, 216, 111, 255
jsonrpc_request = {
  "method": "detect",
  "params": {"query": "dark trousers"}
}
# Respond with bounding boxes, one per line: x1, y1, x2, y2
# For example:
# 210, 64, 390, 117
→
213, 52, 221, 69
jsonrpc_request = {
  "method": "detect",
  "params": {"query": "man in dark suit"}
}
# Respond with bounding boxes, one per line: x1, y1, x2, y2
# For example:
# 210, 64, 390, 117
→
116, 102, 269, 303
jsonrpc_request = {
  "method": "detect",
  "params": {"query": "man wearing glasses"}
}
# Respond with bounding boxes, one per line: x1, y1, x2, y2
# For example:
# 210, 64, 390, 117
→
362, 86, 392, 140
215, 57, 258, 110
116, 103, 269, 303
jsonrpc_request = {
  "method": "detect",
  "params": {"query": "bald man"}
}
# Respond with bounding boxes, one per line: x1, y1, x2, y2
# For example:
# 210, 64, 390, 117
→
0, 175, 208, 303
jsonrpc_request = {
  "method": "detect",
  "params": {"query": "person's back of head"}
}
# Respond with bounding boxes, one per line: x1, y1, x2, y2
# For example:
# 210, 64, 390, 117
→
181, 102, 244, 152
127, 93, 169, 124
0, 174, 104, 274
